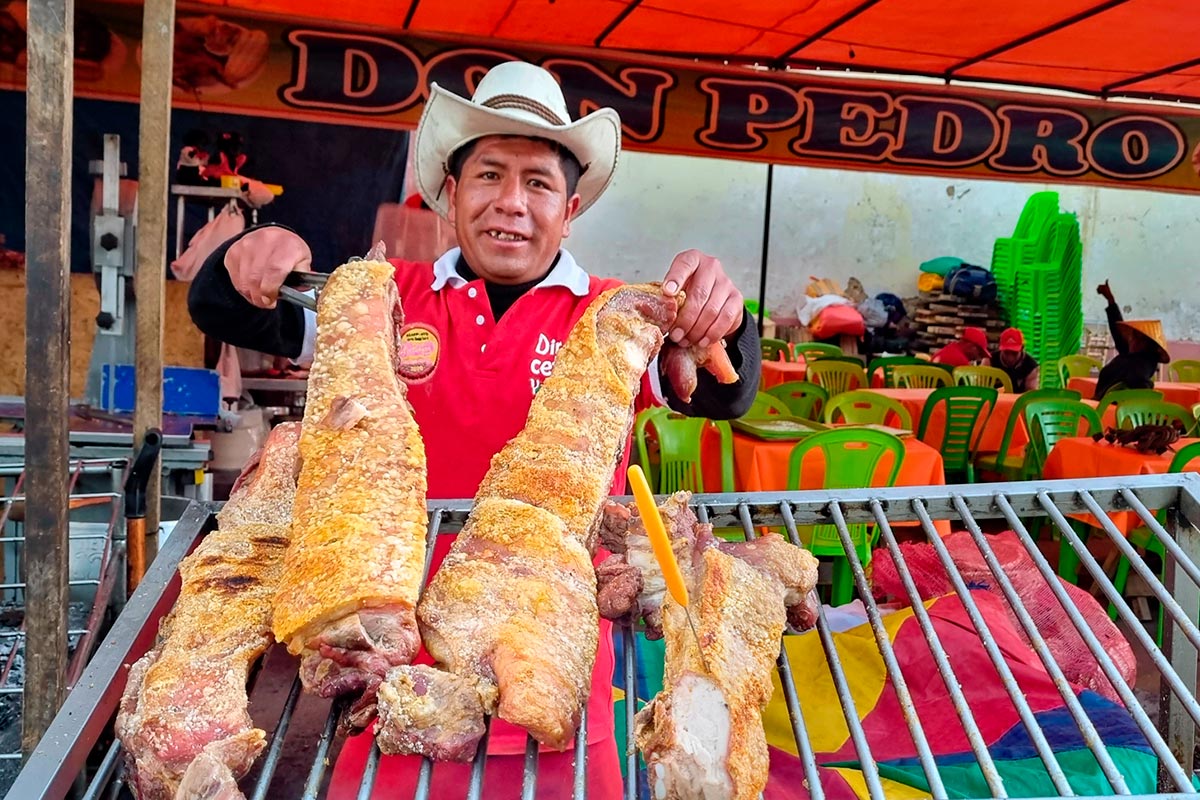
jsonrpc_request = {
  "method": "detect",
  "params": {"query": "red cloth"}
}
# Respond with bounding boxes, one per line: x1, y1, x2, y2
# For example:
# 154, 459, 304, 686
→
931, 341, 974, 367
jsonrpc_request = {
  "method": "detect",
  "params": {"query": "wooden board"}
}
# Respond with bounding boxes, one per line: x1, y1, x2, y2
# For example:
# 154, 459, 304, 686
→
0, 270, 204, 397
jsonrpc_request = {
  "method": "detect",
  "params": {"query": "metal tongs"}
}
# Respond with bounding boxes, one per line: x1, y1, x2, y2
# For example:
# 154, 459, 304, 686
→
276, 241, 388, 313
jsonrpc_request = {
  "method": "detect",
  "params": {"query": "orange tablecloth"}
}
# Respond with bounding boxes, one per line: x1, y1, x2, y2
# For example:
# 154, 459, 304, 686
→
1042, 436, 1200, 532
708, 431, 951, 535
1069, 377, 1200, 407
761, 359, 808, 389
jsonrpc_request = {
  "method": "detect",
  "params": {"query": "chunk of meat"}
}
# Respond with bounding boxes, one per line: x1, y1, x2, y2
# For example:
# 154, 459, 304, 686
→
376, 665, 487, 762
115, 422, 301, 800
272, 260, 428, 713
661, 341, 739, 403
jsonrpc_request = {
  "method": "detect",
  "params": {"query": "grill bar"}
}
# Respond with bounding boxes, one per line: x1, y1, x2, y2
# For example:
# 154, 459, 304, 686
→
465, 716, 491, 800
869, 500, 1008, 798
14, 476, 1200, 800
828, 500, 950, 799
357, 742, 381, 800
250, 674, 303, 800
993, 493, 1195, 793
912, 499, 1077, 796
951, 494, 1129, 794
1039, 493, 1200, 730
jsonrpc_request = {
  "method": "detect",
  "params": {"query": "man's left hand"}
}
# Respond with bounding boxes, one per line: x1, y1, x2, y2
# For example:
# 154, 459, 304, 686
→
661, 249, 744, 348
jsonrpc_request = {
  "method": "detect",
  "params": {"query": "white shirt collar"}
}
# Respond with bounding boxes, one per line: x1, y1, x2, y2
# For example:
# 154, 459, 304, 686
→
430, 247, 590, 297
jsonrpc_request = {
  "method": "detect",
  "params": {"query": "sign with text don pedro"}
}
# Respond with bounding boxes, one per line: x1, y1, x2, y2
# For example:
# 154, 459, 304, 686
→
5, 0, 1200, 194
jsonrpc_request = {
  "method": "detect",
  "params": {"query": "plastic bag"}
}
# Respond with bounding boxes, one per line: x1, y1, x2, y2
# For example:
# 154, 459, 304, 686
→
858, 297, 889, 329
798, 293, 851, 326
810, 304, 865, 337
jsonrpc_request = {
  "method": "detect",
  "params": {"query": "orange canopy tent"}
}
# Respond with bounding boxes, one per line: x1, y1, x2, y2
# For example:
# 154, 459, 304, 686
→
188, 0, 1200, 104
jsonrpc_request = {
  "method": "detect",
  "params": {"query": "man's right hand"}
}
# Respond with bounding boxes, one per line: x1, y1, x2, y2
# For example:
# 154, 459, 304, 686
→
1096, 280, 1114, 302
224, 226, 313, 309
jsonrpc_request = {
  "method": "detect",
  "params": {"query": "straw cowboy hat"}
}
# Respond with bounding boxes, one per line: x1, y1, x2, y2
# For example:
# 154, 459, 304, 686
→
414, 61, 621, 219
1116, 319, 1171, 363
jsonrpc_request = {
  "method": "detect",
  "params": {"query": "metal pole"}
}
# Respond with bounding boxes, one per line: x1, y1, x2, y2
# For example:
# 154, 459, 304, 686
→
755, 163, 773, 336
22, 0, 74, 758
134, 0, 176, 548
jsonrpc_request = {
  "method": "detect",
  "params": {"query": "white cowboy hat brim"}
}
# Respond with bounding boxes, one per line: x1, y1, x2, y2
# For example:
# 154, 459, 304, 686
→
415, 82, 621, 220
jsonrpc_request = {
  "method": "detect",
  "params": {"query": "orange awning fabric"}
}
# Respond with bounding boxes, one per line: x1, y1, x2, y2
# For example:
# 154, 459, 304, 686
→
191, 0, 1200, 104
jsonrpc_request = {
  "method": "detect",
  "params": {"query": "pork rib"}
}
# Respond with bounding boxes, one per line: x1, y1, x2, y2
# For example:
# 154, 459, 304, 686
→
272, 260, 428, 705
376, 284, 684, 759
115, 421, 302, 800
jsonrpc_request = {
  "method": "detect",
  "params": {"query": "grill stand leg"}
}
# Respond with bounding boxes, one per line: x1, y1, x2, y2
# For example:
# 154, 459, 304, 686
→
1160, 506, 1199, 790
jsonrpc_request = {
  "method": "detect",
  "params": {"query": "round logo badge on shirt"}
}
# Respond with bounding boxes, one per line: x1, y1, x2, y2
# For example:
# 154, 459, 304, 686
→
396, 323, 440, 383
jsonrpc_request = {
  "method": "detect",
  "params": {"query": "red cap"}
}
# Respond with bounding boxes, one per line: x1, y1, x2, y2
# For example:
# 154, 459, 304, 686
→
999, 327, 1024, 352
962, 326, 990, 356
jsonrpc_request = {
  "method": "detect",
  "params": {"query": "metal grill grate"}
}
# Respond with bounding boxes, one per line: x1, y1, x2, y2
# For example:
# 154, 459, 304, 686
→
11, 473, 1200, 800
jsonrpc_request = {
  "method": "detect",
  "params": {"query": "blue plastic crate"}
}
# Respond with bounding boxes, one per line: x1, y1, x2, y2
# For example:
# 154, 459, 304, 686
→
98, 365, 221, 417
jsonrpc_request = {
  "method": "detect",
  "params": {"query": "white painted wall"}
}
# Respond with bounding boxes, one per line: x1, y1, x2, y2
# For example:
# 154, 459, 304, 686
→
566, 150, 1200, 341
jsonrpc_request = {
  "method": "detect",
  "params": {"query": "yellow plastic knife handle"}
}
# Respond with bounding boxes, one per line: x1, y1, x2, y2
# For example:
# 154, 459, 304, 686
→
627, 465, 690, 609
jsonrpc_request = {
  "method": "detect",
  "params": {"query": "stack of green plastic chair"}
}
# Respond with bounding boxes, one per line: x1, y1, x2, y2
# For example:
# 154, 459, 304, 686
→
991, 191, 1060, 313
786, 429, 906, 605
1014, 213, 1083, 388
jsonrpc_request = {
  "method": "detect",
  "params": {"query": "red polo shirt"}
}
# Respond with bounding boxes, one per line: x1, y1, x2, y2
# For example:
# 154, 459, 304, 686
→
311, 249, 655, 791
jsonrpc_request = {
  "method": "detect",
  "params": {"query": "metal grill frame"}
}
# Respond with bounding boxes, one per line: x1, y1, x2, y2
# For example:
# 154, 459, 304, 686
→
10, 473, 1200, 800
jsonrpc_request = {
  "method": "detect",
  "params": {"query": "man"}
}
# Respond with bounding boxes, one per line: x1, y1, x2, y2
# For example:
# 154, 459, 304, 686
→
188, 62, 758, 799
990, 327, 1039, 392
1093, 280, 1169, 399
932, 326, 989, 367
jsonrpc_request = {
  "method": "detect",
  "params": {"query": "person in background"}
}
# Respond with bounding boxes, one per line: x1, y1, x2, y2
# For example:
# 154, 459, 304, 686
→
932, 326, 990, 367
990, 327, 1039, 392
1093, 280, 1170, 399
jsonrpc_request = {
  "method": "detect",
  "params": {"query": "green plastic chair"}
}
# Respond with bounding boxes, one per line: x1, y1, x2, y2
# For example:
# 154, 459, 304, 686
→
1109, 441, 1200, 642
824, 390, 913, 430
1023, 400, 1104, 479
974, 388, 1081, 480
766, 381, 828, 421
761, 337, 792, 362
806, 360, 867, 397
786, 428, 906, 605
893, 364, 954, 390
793, 342, 842, 363
917, 386, 997, 483
635, 408, 734, 494
1169, 359, 1200, 382
633, 406, 670, 490
954, 365, 1013, 393
1057, 354, 1102, 386
1095, 388, 1163, 423
1193, 403, 1200, 434
744, 391, 790, 418
867, 355, 927, 388
1116, 399, 1193, 431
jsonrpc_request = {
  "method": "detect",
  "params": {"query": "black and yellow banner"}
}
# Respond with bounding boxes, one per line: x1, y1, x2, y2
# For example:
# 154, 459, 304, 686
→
5, 0, 1200, 193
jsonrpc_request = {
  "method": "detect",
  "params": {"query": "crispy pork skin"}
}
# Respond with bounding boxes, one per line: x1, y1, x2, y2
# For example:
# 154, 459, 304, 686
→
272, 260, 427, 708
635, 548, 787, 800
377, 284, 688, 759
115, 422, 301, 800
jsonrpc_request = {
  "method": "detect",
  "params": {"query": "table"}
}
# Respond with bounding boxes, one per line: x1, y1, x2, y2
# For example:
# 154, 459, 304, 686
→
1042, 436, 1200, 532
704, 430, 951, 536
761, 358, 808, 389
1069, 377, 1200, 407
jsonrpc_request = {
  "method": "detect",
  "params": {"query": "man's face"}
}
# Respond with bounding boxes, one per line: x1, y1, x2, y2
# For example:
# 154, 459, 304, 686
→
444, 136, 581, 285
999, 349, 1022, 367
963, 342, 986, 362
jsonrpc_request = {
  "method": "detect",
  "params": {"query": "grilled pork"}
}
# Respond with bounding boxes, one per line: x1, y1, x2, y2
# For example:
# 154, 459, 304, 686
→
597, 493, 820, 636
635, 547, 790, 800
377, 283, 731, 760
271, 260, 428, 706
115, 422, 302, 800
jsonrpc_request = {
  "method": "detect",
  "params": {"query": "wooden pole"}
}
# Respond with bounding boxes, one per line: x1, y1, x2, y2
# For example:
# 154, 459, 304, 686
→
22, 0, 74, 757
134, 0, 175, 549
